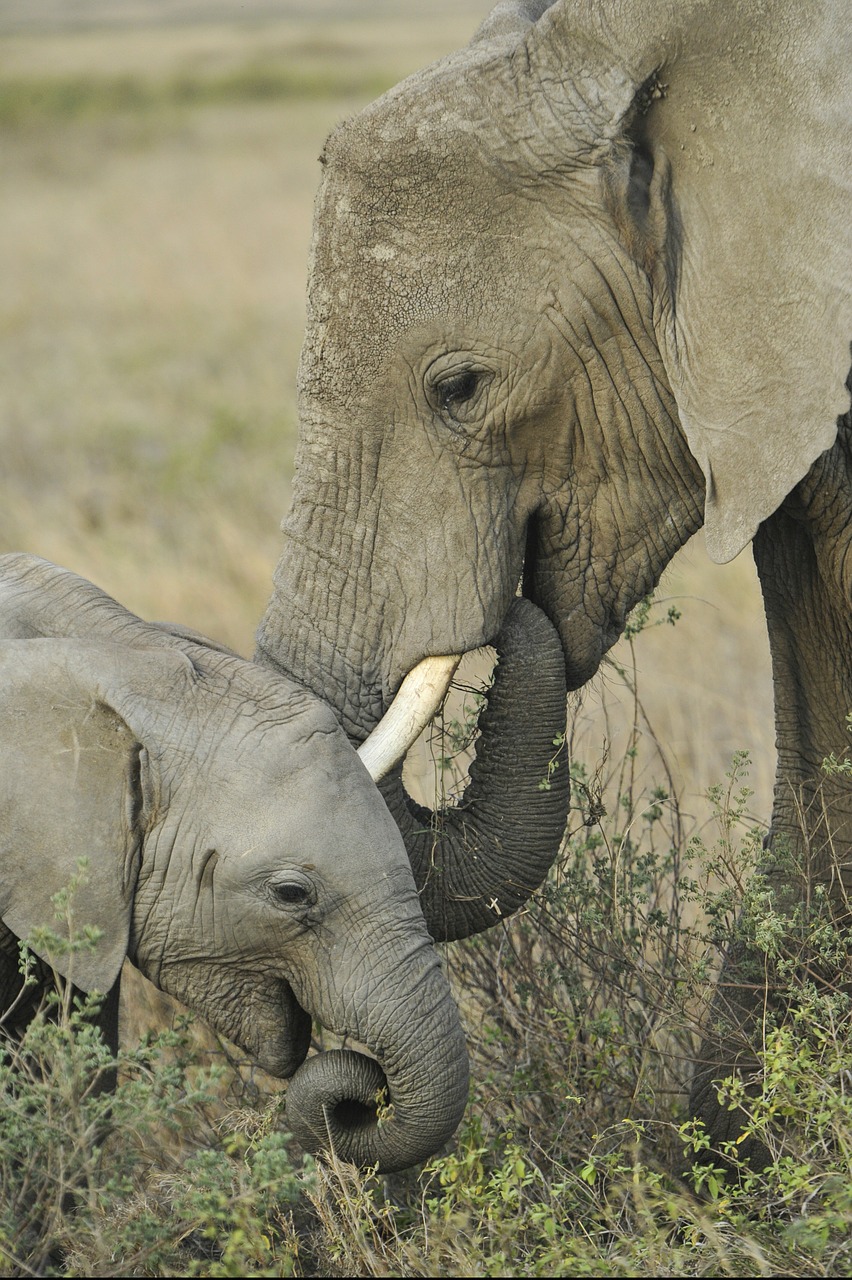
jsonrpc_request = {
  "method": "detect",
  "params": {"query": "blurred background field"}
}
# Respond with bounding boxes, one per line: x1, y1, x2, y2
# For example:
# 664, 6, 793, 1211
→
0, 0, 775, 832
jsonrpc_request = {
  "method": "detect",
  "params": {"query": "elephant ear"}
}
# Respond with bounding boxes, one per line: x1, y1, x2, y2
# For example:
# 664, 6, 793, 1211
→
0, 638, 147, 992
500, 0, 851, 561
0, 552, 240, 657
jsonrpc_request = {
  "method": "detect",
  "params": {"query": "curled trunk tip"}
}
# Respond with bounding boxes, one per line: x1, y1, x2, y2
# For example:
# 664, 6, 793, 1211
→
285, 1047, 468, 1174
286, 1050, 386, 1162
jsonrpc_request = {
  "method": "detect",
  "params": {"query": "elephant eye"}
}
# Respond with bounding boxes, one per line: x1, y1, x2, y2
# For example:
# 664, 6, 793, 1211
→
438, 370, 480, 413
426, 360, 493, 427
269, 878, 313, 908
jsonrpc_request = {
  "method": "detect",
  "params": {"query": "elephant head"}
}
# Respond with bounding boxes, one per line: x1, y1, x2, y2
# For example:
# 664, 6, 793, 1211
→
256, 0, 850, 788
0, 553, 486, 1172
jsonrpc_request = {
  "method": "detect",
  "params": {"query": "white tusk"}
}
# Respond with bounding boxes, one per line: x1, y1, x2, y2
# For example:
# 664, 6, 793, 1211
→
357, 654, 462, 782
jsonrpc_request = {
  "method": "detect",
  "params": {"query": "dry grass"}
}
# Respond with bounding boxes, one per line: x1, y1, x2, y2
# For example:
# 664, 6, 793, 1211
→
588, 544, 774, 834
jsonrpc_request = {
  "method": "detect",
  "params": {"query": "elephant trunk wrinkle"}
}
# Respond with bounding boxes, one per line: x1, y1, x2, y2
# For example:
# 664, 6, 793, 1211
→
380, 597, 569, 941
255, 534, 388, 741
285, 933, 468, 1173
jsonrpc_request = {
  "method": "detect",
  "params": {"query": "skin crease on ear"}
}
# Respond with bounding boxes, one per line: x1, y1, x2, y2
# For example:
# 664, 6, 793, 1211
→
0, 553, 471, 1173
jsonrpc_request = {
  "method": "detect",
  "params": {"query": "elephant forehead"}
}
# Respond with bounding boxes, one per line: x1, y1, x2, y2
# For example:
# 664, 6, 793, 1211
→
211, 709, 378, 816
196, 652, 344, 737
169, 662, 353, 797
302, 129, 537, 403
201, 730, 409, 878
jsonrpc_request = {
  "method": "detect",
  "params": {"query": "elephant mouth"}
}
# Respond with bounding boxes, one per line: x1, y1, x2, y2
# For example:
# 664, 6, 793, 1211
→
357, 524, 544, 782
250, 977, 313, 1079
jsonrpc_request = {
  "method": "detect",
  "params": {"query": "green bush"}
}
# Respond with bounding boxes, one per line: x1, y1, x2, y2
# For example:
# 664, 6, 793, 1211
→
0, 907, 311, 1277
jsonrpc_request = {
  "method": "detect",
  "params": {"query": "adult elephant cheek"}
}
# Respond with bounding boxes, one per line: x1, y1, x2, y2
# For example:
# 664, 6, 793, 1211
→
284, 933, 469, 1173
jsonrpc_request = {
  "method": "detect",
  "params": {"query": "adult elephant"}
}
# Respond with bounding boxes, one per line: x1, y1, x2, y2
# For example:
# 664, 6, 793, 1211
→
256, 0, 852, 1152
0, 553, 565, 1172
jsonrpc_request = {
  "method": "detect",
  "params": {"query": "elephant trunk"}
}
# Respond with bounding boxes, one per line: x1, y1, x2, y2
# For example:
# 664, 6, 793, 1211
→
256, 522, 390, 741
259, 579, 569, 943
285, 924, 469, 1173
380, 598, 569, 941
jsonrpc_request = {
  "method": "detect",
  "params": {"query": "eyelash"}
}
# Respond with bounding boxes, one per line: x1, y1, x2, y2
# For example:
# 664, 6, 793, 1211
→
438, 370, 480, 413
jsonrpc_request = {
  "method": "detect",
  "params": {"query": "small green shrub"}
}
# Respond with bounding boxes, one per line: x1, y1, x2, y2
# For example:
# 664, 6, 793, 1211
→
0, 980, 312, 1277
0, 880, 312, 1278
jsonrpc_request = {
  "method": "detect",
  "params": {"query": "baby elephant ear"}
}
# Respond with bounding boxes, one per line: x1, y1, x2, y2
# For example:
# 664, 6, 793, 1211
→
0, 639, 143, 992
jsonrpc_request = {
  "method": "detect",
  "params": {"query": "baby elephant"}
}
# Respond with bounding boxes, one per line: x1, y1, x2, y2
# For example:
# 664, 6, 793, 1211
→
0, 553, 468, 1173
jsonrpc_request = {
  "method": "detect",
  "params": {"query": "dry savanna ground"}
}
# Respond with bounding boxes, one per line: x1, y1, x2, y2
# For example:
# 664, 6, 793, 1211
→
0, 0, 776, 838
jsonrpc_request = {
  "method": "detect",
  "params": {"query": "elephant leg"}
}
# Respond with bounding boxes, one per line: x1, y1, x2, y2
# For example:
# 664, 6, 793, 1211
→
690, 410, 852, 1161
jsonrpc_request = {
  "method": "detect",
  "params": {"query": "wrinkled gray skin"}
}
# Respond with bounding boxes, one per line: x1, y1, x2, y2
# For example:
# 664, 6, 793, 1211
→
256, 0, 852, 1156
0, 555, 466, 1172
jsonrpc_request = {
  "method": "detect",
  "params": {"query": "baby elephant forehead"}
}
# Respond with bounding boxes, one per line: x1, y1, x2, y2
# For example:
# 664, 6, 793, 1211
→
203, 704, 401, 877
211, 668, 352, 772
186, 643, 338, 730
246, 674, 344, 743
249, 710, 358, 791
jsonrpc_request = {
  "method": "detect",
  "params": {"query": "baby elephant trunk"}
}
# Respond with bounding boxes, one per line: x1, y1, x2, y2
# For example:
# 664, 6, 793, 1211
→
285, 935, 469, 1173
